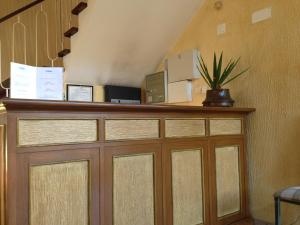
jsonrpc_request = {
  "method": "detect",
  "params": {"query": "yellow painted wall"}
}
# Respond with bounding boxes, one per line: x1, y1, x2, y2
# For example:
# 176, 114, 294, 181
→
161, 0, 300, 223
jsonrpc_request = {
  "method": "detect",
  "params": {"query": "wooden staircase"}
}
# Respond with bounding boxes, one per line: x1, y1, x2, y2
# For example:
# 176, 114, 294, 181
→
59, 1, 88, 57
0, 0, 89, 97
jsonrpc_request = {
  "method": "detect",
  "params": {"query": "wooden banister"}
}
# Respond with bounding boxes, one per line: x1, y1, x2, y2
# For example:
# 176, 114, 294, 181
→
0, 0, 88, 97
0, 0, 45, 24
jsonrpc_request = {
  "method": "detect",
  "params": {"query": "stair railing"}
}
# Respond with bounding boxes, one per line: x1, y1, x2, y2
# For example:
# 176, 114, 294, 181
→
0, 0, 46, 97
0, 0, 87, 98
0, 41, 9, 97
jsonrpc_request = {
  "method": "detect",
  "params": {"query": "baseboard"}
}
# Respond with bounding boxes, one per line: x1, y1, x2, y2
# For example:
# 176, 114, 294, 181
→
254, 219, 273, 225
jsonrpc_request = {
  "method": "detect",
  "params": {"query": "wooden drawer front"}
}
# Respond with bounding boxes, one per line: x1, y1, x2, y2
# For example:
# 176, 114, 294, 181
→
215, 146, 241, 218
30, 161, 89, 225
113, 154, 155, 225
165, 119, 205, 138
18, 119, 98, 146
210, 119, 242, 136
171, 149, 204, 225
105, 119, 159, 141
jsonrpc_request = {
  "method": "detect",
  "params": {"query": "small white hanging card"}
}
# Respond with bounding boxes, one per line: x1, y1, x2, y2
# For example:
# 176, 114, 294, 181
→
10, 63, 36, 99
36, 67, 64, 100
10, 62, 64, 100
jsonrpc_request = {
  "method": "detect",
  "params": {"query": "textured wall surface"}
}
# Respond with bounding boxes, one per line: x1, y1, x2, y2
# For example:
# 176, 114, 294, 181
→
161, 0, 300, 223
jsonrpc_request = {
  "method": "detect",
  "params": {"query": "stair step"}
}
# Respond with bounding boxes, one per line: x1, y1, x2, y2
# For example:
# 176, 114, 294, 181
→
72, 2, 88, 15
58, 49, 71, 58
64, 27, 79, 38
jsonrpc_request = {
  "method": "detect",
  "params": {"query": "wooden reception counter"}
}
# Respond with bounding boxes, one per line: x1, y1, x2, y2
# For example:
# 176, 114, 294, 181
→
0, 98, 255, 225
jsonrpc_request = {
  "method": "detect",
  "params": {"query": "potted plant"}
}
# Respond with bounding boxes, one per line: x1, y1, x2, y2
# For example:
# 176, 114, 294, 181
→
197, 52, 249, 107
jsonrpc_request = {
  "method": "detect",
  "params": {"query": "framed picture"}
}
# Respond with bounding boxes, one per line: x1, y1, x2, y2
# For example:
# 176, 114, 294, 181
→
66, 84, 93, 102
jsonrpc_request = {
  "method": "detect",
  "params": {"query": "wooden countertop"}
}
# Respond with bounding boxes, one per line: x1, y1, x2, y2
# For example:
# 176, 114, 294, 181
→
1, 98, 256, 114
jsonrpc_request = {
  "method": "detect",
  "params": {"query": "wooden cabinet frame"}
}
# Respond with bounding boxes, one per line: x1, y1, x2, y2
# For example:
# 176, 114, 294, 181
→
0, 99, 255, 225
209, 138, 248, 225
15, 148, 100, 225
0, 125, 5, 225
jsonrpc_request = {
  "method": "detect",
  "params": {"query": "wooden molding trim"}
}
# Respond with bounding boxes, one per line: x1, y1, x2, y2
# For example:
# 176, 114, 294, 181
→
0, 126, 5, 225
1, 98, 256, 114
253, 219, 273, 225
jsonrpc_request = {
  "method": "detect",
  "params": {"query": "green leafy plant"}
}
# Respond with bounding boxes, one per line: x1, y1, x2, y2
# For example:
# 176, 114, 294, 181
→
197, 52, 249, 90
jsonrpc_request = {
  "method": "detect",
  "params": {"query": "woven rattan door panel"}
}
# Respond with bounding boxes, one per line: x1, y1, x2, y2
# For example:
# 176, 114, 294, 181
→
103, 144, 163, 225
163, 140, 210, 225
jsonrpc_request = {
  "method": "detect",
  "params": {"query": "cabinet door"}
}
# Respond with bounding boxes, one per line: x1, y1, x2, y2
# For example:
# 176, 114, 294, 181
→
103, 144, 162, 225
16, 148, 100, 225
210, 138, 247, 225
163, 140, 210, 225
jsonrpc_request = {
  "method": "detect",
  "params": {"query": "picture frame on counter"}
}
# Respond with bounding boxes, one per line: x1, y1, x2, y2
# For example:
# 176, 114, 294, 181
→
66, 84, 94, 102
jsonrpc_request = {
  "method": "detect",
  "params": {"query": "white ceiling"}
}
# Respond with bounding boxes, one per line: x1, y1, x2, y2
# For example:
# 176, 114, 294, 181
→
64, 0, 204, 87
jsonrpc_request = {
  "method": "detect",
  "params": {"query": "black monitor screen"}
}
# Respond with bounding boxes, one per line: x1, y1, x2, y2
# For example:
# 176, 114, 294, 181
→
104, 85, 141, 104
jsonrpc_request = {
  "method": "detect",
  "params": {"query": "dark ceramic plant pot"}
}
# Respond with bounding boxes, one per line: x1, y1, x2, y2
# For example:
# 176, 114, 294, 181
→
202, 89, 234, 107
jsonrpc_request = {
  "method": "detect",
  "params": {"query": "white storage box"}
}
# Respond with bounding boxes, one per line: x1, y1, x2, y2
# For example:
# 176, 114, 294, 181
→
166, 49, 200, 83
168, 81, 192, 103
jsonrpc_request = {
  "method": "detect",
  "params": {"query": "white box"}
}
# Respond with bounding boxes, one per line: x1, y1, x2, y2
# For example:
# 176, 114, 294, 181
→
166, 49, 200, 83
168, 81, 192, 103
